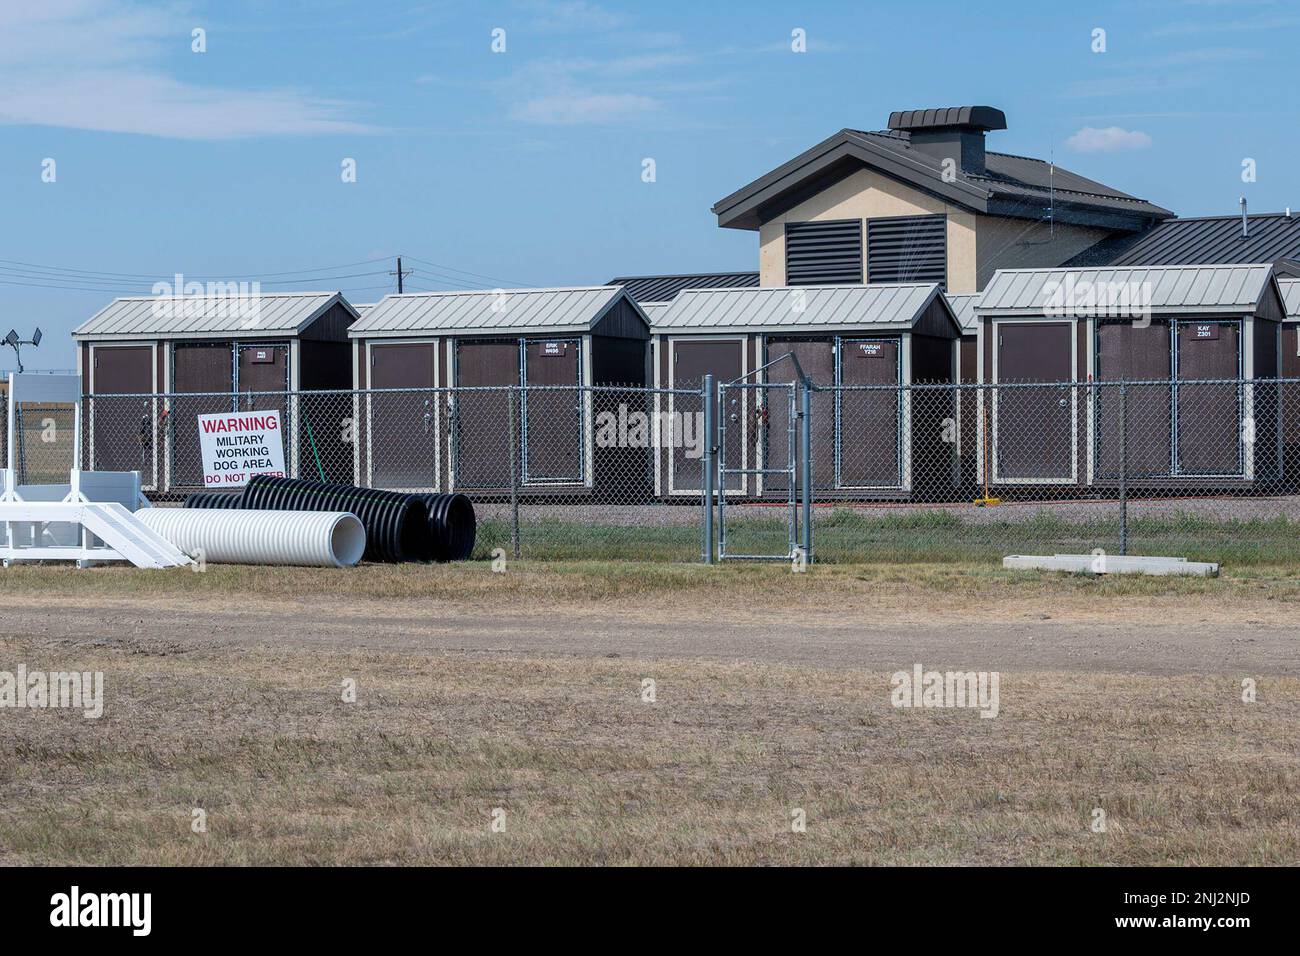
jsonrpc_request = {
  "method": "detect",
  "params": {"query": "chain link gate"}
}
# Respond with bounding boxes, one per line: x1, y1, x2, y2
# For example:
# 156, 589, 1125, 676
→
711, 355, 814, 564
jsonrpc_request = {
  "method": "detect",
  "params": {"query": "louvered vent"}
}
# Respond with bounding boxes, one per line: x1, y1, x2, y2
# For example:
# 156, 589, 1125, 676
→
784, 219, 863, 285
867, 215, 947, 288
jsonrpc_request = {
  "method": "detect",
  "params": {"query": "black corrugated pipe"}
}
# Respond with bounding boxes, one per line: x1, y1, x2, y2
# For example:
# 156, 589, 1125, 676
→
184, 491, 246, 509
241, 476, 432, 563
416, 493, 477, 562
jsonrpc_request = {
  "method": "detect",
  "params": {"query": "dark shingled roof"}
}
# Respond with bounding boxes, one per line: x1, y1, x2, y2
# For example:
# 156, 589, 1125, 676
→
607, 271, 760, 304
1107, 213, 1300, 267
713, 128, 1173, 233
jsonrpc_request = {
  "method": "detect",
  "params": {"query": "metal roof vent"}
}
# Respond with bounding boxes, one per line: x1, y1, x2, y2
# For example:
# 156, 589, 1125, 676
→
1240, 196, 1249, 239
887, 106, 1007, 176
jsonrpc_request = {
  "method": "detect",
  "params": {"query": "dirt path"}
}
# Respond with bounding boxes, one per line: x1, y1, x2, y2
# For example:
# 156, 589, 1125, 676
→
6, 593, 1295, 676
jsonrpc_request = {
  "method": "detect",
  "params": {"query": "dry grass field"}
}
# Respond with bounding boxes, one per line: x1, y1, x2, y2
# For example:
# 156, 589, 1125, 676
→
2, 560, 1298, 865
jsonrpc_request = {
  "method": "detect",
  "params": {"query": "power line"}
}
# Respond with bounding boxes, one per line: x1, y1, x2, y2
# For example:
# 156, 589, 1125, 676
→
0, 254, 395, 282
0, 252, 538, 298
0, 264, 391, 290
399, 254, 537, 288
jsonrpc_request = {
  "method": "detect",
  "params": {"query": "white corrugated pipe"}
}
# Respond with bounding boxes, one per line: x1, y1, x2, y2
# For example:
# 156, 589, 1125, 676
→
135, 508, 366, 568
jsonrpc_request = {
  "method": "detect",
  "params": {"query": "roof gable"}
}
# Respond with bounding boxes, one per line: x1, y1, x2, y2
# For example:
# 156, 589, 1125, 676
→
73, 291, 354, 340
976, 264, 1277, 317
713, 129, 1172, 233
349, 286, 648, 337
1278, 277, 1300, 318
653, 283, 960, 336
945, 293, 981, 333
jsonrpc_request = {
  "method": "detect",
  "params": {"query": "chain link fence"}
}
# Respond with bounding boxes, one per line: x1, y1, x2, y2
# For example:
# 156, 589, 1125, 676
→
50, 377, 1300, 565
80, 386, 708, 562
0, 403, 78, 486
798, 377, 1300, 566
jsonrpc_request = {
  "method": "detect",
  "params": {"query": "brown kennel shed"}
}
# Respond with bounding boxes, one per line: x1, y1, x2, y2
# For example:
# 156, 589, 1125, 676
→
946, 292, 981, 490
650, 283, 961, 499
975, 264, 1284, 490
73, 291, 359, 492
1279, 277, 1300, 481
347, 286, 649, 495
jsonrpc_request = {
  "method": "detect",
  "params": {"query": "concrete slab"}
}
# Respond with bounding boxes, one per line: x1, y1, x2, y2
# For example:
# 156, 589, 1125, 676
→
1003, 554, 1219, 577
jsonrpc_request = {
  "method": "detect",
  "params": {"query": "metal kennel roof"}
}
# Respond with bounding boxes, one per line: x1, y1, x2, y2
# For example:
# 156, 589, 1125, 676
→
607, 271, 759, 303
945, 293, 980, 333
1280, 278, 1300, 319
652, 283, 958, 334
349, 286, 646, 338
976, 264, 1277, 317
74, 291, 355, 340
639, 302, 672, 325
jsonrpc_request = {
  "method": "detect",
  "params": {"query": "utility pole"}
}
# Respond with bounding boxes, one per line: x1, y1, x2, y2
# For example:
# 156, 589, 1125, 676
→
390, 256, 412, 293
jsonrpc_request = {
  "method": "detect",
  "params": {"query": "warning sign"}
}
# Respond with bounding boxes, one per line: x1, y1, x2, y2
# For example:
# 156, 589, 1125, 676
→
196, 410, 286, 487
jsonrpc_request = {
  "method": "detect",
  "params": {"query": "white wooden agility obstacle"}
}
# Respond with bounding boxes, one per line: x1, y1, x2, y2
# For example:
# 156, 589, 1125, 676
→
0, 373, 190, 569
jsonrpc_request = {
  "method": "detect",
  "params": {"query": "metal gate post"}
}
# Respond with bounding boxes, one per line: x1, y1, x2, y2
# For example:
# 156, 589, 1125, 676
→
799, 381, 813, 562
702, 374, 715, 564
1119, 381, 1128, 556
507, 387, 520, 560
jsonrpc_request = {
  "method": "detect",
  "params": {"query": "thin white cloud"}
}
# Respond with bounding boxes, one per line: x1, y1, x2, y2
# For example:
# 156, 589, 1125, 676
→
517, 0, 626, 33
0, 0, 374, 140
494, 8, 721, 126
1065, 126, 1153, 153
1150, 12, 1300, 36
1145, 46, 1264, 65
499, 54, 676, 126
510, 92, 659, 125
1064, 73, 1202, 97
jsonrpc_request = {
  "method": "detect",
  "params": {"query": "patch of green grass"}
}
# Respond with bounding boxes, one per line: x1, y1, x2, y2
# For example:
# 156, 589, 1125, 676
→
478, 509, 1300, 566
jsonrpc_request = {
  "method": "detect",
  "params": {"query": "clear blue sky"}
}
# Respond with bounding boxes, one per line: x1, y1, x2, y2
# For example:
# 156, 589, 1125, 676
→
3, 0, 1298, 368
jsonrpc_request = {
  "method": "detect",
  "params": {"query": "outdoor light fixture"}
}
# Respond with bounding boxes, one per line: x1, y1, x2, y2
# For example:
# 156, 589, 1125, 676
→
3, 326, 42, 373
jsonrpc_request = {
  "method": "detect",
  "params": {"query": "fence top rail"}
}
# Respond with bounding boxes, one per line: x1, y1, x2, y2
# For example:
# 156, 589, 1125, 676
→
79, 375, 1300, 401
84, 384, 706, 400
825, 376, 1288, 391
721, 381, 797, 391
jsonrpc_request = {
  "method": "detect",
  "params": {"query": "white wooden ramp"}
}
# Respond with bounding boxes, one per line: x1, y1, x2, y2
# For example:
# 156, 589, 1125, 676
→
1, 371, 190, 570
1, 501, 191, 569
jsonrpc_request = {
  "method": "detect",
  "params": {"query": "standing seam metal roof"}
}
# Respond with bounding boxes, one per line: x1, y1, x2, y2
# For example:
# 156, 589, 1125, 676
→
639, 302, 672, 325
976, 265, 1275, 316
944, 293, 981, 333
1110, 214, 1300, 267
73, 292, 349, 339
1278, 278, 1300, 318
652, 283, 951, 332
607, 271, 760, 303
348, 286, 641, 336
